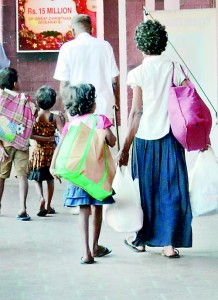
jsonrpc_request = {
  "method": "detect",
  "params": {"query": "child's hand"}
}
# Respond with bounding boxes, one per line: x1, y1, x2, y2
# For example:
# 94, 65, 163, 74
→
0, 146, 8, 163
50, 167, 62, 183
54, 175, 62, 184
48, 136, 55, 142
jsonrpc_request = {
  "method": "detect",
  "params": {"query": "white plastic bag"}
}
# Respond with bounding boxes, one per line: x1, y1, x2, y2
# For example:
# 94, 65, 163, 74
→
189, 147, 218, 216
103, 167, 143, 232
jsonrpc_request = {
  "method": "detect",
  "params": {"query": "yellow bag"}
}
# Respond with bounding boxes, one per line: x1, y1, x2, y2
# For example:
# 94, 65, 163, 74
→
55, 114, 116, 200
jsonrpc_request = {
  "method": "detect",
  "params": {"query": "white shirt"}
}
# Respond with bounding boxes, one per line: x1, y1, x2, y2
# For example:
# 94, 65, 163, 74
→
54, 33, 119, 119
127, 55, 186, 140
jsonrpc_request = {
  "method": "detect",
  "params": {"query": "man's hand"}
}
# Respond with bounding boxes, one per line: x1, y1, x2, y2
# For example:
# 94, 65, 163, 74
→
112, 76, 120, 111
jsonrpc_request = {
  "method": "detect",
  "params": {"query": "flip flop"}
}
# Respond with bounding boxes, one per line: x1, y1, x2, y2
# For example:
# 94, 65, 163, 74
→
80, 257, 95, 265
37, 209, 48, 217
47, 208, 56, 214
162, 249, 180, 258
124, 239, 146, 253
93, 247, 112, 258
17, 214, 31, 221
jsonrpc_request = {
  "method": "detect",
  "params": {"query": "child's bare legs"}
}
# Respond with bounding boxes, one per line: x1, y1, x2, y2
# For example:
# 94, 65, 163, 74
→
0, 178, 5, 213
79, 205, 94, 262
92, 205, 112, 257
0, 176, 29, 216
17, 175, 28, 215
34, 180, 46, 210
92, 205, 103, 256
46, 179, 54, 212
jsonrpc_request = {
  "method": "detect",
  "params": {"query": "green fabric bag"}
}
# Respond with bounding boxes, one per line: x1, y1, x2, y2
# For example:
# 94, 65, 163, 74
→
55, 114, 116, 201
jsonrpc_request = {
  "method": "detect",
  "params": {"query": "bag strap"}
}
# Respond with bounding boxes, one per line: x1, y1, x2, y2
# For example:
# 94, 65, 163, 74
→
88, 114, 110, 187
76, 114, 98, 174
171, 62, 194, 89
98, 142, 109, 186
85, 113, 97, 126
171, 62, 175, 86
89, 114, 110, 187
179, 64, 187, 78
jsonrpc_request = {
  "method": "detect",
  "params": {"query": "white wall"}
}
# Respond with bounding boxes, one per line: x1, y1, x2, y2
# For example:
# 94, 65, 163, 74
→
97, 0, 104, 39
118, 0, 128, 143
0, 0, 2, 42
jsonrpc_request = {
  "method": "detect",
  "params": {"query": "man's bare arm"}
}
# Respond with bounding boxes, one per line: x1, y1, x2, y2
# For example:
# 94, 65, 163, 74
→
112, 76, 120, 110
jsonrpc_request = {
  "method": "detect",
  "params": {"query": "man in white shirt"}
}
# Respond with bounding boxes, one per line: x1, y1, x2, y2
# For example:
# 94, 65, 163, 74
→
0, 43, 10, 70
54, 14, 119, 120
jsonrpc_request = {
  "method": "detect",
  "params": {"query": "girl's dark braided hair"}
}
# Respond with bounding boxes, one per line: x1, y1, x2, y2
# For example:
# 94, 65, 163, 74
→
64, 83, 96, 116
134, 20, 168, 55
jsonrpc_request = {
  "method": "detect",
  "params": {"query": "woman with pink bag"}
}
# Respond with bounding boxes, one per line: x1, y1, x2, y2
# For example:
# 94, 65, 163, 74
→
118, 20, 192, 258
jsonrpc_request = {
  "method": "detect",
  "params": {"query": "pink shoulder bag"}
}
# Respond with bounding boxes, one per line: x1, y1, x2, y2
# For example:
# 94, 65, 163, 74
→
168, 63, 212, 151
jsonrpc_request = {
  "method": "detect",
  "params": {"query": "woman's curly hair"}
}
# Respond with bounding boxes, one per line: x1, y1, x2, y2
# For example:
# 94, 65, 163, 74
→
63, 83, 96, 116
134, 20, 168, 55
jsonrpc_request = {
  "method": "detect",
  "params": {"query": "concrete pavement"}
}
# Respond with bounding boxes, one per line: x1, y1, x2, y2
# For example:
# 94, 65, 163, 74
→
1, 177, 218, 300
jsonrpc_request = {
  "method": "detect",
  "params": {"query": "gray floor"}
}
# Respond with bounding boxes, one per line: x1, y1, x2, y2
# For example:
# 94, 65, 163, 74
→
1, 176, 218, 300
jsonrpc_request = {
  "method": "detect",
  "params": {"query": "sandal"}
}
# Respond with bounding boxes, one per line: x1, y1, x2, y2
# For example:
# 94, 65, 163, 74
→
162, 248, 180, 258
17, 214, 31, 221
124, 239, 146, 253
80, 257, 95, 265
47, 208, 56, 214
37, 209, 48, 217
93, 246, 112, 258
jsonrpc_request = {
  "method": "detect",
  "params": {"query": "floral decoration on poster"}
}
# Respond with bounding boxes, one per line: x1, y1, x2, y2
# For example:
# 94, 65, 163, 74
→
17, 0, 96, 52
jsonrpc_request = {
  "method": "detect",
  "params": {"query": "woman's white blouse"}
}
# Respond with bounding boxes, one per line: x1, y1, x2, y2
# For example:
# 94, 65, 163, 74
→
127, 55, 186, 140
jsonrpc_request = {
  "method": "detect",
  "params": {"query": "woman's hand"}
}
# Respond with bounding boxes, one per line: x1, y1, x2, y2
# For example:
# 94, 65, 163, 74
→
200, 139, 211, 152
117, 149, 129, 167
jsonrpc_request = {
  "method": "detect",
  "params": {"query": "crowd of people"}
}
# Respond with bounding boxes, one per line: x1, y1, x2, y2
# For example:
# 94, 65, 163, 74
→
0, 14, 193, 263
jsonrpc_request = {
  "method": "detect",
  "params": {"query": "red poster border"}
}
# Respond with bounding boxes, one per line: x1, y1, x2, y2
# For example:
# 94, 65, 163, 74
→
16, 0, 96, 52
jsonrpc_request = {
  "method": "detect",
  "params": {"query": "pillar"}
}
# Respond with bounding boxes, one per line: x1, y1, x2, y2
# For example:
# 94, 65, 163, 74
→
118, 0, 128, 139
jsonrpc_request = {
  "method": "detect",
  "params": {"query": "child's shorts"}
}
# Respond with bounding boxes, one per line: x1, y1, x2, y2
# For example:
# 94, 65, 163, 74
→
0, 146, 29, 179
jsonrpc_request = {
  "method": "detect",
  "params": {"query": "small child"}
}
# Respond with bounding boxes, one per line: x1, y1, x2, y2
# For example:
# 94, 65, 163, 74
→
28, 86, 64, 216
50, 83, 116, 264
0, 67, 35, 220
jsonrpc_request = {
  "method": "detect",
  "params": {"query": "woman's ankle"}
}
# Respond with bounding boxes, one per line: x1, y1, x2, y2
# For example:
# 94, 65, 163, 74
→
163, 245, 175, 256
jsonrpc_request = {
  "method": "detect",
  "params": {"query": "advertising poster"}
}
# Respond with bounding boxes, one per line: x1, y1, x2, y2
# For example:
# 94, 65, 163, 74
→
16, 0, 97, 52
